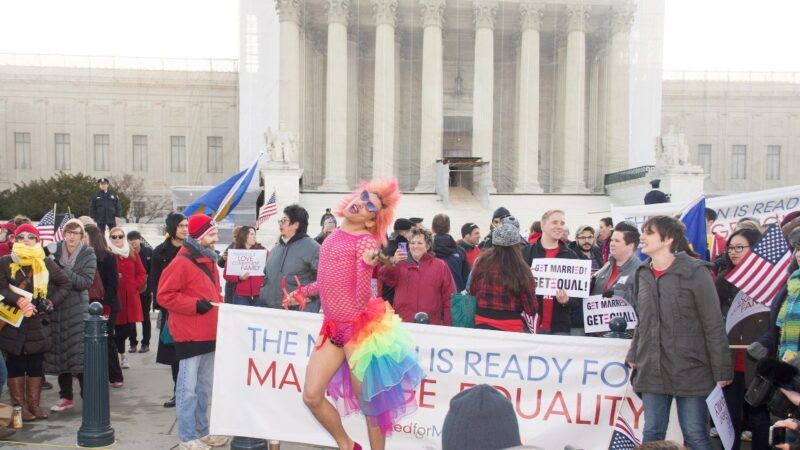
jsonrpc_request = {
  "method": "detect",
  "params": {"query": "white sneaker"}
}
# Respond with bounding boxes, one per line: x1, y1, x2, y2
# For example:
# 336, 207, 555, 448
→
709, 426, 719, 438
178, 439, 211, 450
200, 435, 228, 447
121, 354, 130, 369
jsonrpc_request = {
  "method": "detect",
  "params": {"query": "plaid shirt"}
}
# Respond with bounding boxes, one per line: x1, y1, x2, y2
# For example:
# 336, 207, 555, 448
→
470, 263, 537, 316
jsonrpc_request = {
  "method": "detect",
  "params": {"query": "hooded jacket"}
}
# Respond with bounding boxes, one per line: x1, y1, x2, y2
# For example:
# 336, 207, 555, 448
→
457, 239, 481, 268
626, 252, 733, 396
259, 233, 320, 310
591, 255, 642, 307
432, 234, 470, 292
523, 240, 581, 333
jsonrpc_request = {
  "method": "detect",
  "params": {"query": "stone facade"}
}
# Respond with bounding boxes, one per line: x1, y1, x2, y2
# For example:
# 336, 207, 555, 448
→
0, 62, 239, 197
662, 72, 800, 194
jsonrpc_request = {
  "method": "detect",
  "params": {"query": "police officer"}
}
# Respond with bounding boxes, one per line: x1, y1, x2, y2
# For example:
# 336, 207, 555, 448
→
643, 179, 670, 205
89, 178, 122, 233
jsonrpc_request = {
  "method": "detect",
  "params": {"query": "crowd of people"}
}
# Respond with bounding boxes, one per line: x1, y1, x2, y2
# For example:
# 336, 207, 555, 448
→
1, 176, 800, 450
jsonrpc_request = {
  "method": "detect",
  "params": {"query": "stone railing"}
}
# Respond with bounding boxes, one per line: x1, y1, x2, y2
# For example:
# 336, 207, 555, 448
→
604, 165, 656, 186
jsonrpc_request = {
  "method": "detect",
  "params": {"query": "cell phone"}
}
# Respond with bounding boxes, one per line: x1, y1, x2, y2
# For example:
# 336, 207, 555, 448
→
770, 425, 790, 445
398, 242, 408, 253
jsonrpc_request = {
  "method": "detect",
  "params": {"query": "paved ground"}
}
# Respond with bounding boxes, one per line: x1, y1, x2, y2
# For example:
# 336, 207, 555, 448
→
0, 313, 331, 450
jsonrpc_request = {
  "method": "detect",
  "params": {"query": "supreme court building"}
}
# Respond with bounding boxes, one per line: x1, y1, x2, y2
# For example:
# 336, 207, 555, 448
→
240, 0, 665, 194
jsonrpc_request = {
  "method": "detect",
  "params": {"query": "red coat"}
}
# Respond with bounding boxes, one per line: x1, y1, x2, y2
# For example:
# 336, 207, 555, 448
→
379, 253, 456, 326
223, 247, 268, 297
0, 242, 10, 257
115, 252, 146, 325
157, 246, 221, 343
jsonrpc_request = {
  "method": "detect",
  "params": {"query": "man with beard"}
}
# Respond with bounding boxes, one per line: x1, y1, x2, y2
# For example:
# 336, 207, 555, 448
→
380, 218, 414, 304
431, 214, 469, 292
568, 226, 603, 271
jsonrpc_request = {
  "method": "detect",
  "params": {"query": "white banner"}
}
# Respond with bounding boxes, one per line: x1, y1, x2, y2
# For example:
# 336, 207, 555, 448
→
225, 249, 267, 276
583, 295, 638, 334
531, 258, 592, 298
725, 292, 770, 334
612, 185, 800, 238
210, 305, 648, 449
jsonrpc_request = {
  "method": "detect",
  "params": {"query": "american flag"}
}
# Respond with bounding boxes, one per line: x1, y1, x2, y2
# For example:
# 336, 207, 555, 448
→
725, 223, 792, 305
608, 415, 641, 450
255, 190, 277, 230
53, 212, 73, 243
36, 208, 56, 244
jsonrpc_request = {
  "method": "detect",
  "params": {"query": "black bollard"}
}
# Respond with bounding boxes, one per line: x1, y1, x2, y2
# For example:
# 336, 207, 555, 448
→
603, 316, 630, 339
77, 302, 115, 447
413, 312, 430, 324
231, 436, 268, 450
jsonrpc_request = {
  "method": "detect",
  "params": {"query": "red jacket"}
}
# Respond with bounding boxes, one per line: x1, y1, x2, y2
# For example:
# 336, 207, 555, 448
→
379, 253, 456, 326
0, 242, 10, 258
458, 240, 481, 269
115, 252, 146, 325
223, 247, 269, 297
157, 246, 222, 343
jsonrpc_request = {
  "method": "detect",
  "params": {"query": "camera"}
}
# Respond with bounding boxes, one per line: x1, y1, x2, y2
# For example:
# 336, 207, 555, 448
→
746, 358, 800, 419
770, 424, 800, 446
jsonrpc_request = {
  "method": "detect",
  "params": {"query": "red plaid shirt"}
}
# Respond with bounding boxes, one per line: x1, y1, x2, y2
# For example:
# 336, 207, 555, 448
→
470, 264, 537, 317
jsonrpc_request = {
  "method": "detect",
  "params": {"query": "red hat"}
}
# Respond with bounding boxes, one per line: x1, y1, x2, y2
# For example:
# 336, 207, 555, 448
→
188, 214, 217, 240
15, 223, 40, 239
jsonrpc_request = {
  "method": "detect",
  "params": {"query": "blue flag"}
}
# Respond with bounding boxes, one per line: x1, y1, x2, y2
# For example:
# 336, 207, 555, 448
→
680, 197, 707, 260
184, 155, 262, 221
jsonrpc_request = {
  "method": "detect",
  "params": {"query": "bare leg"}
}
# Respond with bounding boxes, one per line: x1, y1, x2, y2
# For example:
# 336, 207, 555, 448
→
344, 344, 386, 450
303, 337, 353, 450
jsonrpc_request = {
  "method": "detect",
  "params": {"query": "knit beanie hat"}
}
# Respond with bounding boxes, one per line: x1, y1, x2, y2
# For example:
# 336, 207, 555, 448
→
442, 384, 522, 450
15, 223, 40, 239
188, 214, 216, 240
63, 218, 85, 234
394, 218, 414, 232
493, 207, 511, 220
492, 217, 523, 247
165, 212, 187, 238
461, 222, 479, 238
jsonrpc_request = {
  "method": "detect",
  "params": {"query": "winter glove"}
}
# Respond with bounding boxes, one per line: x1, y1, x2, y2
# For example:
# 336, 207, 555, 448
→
196, 299, 214, 315
16, 297, 35, 317
602, 290, 615, 298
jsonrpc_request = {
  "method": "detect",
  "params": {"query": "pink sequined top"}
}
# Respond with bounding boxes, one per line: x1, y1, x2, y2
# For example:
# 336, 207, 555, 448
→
301, 228, 380, 323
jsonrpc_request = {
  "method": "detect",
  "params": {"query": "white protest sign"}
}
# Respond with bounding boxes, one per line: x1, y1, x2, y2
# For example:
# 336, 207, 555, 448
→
0, 295, 23, 327
531, 258, 592, 298
226, 249, 267, 276
583, 295, 638, 334
726, 292, 770, 334
210, 305, 651, 449
612, 185, 800, 239
707, 385, 735, 450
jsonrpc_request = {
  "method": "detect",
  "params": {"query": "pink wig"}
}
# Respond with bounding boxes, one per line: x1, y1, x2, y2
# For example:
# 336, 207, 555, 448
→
335, 178, 400, 246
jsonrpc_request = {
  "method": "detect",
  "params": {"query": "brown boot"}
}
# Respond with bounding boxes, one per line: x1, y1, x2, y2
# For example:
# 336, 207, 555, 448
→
25, 376, 48, 420
7, 377, 35, 421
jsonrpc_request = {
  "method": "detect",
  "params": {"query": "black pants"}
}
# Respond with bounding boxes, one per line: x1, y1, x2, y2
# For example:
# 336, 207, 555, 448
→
130, 293, 152, 347
171, 362, 179, 392
723, 371, 771, 450
107, 307, 123, 383
6, 353, 44, 377
97, 222, 114, 234
58, 373, 84, 401
114, 323, 136, 355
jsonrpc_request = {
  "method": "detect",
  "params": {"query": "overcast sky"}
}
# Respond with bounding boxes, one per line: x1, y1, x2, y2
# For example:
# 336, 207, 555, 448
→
0, 0, 799, 72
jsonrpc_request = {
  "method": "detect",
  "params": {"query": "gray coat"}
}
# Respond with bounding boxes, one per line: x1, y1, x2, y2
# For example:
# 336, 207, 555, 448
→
259, 233, 320, 310
626, 252, 733, 397
45, 243, 97, 375
591, 256, 642, 306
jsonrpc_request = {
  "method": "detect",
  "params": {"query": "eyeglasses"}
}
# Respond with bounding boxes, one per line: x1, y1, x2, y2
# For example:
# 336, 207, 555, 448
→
14, 233, 37, 241
278, 218, 290, 224
576, 235, 594, 241
360, 190, 378, 213
110, 234, 125, 240
726, 245, 750, 254
65, 230, 82, 237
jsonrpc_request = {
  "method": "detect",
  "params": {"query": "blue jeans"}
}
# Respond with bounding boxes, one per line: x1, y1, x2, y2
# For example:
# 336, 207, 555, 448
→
232, 295, 264, 307
0, 353, 6, 397
176, 352, 215, 442
642, 392, 712, 450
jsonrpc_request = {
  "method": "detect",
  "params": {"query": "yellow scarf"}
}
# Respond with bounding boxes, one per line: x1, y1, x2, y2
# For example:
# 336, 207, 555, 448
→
10, 243, 49, 300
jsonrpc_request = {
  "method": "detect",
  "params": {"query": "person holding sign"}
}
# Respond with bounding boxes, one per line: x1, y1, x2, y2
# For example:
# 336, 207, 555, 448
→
0, 224, 71, 423
591, 222, 642, 307
523, 209, 580, 335
717, 228, 771, 450
285, 179, 424, 450
626, 216, 732, 450
223, 226, 268, 306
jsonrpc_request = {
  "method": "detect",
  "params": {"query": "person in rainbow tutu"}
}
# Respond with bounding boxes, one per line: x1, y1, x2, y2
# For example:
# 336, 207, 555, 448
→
283, 179, 424, 450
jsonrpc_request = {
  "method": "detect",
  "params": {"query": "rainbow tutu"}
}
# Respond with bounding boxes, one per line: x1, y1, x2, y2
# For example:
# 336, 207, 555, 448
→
323, 298, 425, 436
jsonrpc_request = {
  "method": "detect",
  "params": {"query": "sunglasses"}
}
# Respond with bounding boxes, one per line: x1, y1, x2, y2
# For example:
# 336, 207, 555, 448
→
110, 234, 125, 240
360, 190, 378, 213
15, 233, 37, 241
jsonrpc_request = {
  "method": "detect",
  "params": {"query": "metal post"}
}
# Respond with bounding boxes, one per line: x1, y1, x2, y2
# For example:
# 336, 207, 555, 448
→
414, 312, 430, 324
603, 316, 630, 339
77, 302, 115, 447
231, 436, 268, 450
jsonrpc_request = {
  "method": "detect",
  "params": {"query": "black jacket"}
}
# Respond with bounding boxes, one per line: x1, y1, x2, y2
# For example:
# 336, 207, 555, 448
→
432, 234, 470, 292
150, 239, 182, 309
89, 189, 123, 225
644, 189, 669, 205
523, 240, 581, 333
568, 242, 604, 270
381, 235, 409, 304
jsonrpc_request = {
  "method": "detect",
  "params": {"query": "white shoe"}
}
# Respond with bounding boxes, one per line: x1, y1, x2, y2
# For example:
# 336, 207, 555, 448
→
200, 435, 228, 447
178, 439, 211, 450
121, 354, 130, 369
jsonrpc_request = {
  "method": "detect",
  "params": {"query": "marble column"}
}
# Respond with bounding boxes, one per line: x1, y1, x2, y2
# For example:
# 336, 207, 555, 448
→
276, 0, 302, 166
587, 42, 602, 191
416, 0, 445, 192
472, 1, 497, 191
606, 4, 635, 173
321, 0, 350, 190
561, 5, 589, 192
372, 0, 398, 178
515, 3, 544, 193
